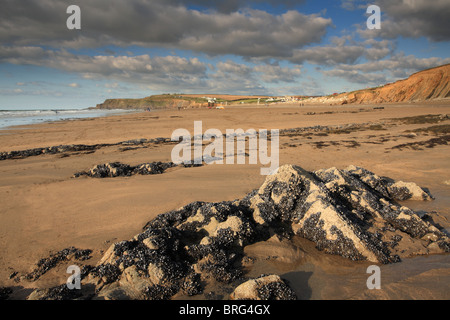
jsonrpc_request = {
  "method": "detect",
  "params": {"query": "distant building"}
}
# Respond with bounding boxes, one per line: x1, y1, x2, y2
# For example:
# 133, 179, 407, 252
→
206, 97, 216, 108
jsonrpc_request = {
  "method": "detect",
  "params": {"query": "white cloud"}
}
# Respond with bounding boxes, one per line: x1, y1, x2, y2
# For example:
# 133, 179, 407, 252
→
104, 82, 119, 89
321, 53, 450, 86
289, 37, 395, 66
253, 64, 302, 83
291, 45, 365, 65
0, 44, 311, 95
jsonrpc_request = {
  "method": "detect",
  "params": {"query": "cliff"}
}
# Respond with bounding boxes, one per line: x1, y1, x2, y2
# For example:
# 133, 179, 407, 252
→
310, 64, 450, 105
95, 94, 209, 110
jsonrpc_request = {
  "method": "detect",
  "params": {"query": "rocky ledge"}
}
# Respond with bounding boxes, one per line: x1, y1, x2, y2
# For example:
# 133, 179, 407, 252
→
74, 161, 176, 178
73, 161, 202, 178
28, 164, 449, 300
0, 138, 174, 161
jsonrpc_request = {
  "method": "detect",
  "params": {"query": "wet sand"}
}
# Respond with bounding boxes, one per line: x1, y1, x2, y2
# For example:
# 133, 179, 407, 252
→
0, 101, 449, 299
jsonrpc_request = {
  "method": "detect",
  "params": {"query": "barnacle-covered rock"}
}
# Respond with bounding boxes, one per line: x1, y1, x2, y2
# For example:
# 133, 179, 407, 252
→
73, 161, 177, 178
246, 165, 447, 263
230, 274, 296, 300
30, 164, 449, 300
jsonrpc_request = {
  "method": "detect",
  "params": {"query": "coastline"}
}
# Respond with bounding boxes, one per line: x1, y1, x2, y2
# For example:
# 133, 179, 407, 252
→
0, 108, 139, 131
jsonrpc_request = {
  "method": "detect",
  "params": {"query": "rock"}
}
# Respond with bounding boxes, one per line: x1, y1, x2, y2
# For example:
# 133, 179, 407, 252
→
246, 164, 447, 263
89, 162, 133, 178
387, 181, 433, 201
96, 265, 158, 300
181, 272, 203, 296
230, 275, 296, 300
147, 263, 166, 285
142, 237, 160, 250
30, 164, 449, 300
28, 284, 84, 300
73, 161, 201, 178
97, 243, 119, 265
0, 287, 13, 300
74, 161, 177, 178
0, 144, 111, 161
25, 247, 92, 281
0, 138, 175, 162
253, 165, 385, 262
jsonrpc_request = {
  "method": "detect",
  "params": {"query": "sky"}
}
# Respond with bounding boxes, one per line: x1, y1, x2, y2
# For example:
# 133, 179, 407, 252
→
0, 0, 449, 110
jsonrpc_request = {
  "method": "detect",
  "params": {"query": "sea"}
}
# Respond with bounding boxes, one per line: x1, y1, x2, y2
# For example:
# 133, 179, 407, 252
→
0, 109, 138, 130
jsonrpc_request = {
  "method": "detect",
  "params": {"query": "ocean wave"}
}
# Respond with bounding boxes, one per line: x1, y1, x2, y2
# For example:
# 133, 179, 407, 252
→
0, 109, 138, 129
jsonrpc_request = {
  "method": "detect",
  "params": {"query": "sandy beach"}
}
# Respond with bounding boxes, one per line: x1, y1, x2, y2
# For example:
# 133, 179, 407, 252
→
0, 101, 449, 300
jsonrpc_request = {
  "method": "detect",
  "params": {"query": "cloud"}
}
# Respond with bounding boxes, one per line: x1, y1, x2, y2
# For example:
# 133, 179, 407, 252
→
104, 82, 119, 89
340, 0, 368, 11
211, 59, 302, 88
177, 10, 332, 58
209, 60, 303, 93
289, 37, 395, 66
322, 69, 387, 86
0, 44, 308, 95
215, 60, 253, 77
291, 45, 365, 65
0, 0, 331, 59
321, 53, 450, 86
253, 64, 302, 83
353, 0, 450, 42
338, 54, 450, 75
0, 46, 209, 90
165, 0, 306, 14
0, 87, 63, 97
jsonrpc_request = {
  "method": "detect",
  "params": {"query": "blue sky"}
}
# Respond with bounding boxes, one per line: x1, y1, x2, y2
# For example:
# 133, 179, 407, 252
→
1, 0, 449, 110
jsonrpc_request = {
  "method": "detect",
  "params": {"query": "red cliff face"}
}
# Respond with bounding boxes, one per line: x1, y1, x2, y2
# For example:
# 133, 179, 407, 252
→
357, 64, 450, 104
312, 64, 450, 105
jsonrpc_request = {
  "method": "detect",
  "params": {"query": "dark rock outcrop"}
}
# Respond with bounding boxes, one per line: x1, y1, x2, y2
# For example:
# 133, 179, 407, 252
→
73, 162, 177, 178
25, 247, 92, 281
0, 144, 113, 161
73, 161, 203, 178
28, 165, 449, 300
249, 165, 440, 264
0, 138, 175, 161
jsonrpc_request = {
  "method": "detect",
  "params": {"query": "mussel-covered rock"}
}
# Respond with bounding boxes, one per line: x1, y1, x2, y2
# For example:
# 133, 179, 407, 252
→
30, 164, 449, 300
73, 161, 177, 178
230, 274, 297, 300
